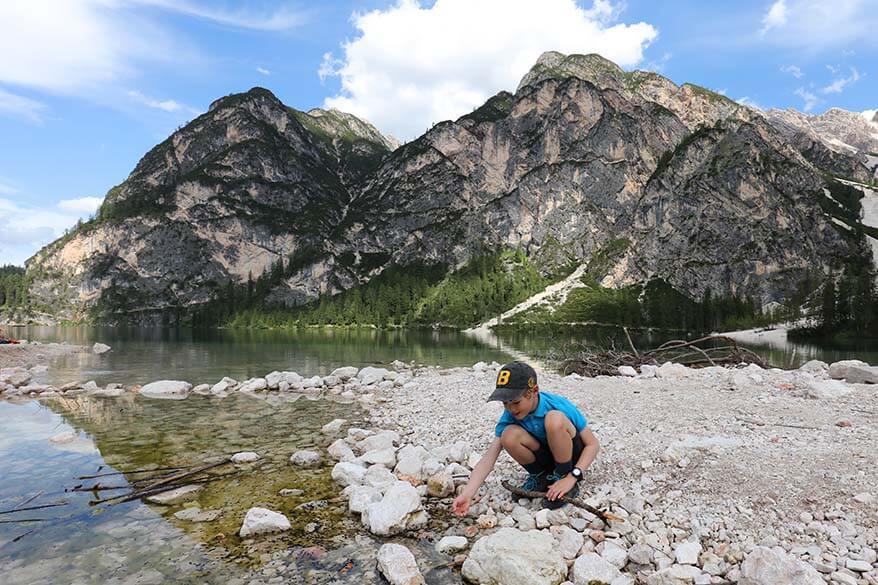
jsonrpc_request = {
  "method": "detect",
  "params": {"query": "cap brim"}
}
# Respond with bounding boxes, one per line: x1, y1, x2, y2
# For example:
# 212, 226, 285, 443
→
487, 387, 527, 402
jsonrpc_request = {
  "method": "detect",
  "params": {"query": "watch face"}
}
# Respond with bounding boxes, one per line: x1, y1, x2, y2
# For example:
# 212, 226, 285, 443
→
572, 468, 582, 478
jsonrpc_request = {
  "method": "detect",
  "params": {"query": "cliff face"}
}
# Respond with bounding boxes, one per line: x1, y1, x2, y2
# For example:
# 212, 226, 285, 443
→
26, 55, 875, 323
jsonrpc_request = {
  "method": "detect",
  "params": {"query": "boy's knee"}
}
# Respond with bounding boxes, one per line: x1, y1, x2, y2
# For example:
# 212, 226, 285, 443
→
544, 410, 572, 434
500, 426, 537, 449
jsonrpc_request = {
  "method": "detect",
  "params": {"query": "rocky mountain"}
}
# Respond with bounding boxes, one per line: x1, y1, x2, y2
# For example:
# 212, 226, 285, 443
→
24, 52, 877, 324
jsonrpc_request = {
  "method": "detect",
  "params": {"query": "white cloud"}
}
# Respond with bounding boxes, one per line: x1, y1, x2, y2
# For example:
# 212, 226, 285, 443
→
780, 64, 803, 78
321, 0, 658, 140
58, 197, 104, 214
127, 90, 200, 115
821, 67, 861, 94
0, 88, 48, 124
761, 0, 788, 34
0, 182, 18, 196
794, 87, 820, 112
736, 96, 764, 110
256, 67, 271, 76
132, 0, 308, 31
757, 0, 878, 50
0, 196, 102, 266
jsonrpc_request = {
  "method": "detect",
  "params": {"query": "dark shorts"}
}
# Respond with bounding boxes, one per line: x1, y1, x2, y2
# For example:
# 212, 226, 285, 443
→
532, 433, 586, 473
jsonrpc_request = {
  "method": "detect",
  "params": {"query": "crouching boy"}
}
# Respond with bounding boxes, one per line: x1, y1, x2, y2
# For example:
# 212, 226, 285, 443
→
452, 361, 599, 514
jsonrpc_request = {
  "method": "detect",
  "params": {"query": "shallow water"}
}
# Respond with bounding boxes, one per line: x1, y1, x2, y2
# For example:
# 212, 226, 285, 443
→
0, 394, 375, 584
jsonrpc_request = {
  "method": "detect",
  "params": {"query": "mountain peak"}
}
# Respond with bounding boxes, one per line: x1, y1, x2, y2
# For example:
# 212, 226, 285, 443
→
517, 51, 626, 92
207, 86, 282, 112
301, 108, 399, 151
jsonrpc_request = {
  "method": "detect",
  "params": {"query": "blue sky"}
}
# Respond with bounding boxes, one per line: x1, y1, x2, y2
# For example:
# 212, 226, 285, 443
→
1, 0, 876, 266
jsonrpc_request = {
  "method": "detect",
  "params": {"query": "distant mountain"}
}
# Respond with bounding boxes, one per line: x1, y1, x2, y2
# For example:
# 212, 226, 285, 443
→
24, 53, 876, 325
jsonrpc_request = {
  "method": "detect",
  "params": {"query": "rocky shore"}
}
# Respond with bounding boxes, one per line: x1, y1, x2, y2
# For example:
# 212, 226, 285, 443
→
4, 350, 878, 584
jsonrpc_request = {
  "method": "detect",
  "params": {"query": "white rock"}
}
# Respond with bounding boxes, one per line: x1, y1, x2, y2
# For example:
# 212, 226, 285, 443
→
328, 439, 356, 462
639, 364, 658, 378
347, 485, 382, 514
302, 375, 323, 389
191, 384, 211, 395
799, 359, 828, 373
362, 465, 397, 490
646, 565, 703, 584
571, 552, 623, 584
739, 546, 824, 585
657, 362, 689, 379
844, 364, 878, 384
377, 543, 425, 585
554, 525, 584, 559
330, 366, 359, 380
426, 471, 455, 497
49, 431, 77, 444
853, 492, 875, 504
805, 379, 852, 400
146, 484, 202, 504
332, 462, 366, 487
238, 507, 291, 538
321, 418, 347, 435
436, 535, 469, 554
828, 359, 868, 379
139, 380, 191, 400
472, 361, 488, 372
462, 528, 568, 585
238, 378, 268, 393
674, 540, 701, 565
290, 450, 322, 468
357, 366, 391, 386
601, 541, 629, 568
92, 342, 111, 354
359, 447, 397, 468
357, 431, 399, 453
394, 445, 431, 479
230, 451, 260, 464
448, 441, 472, 463
210, 377, 236, 395
618, 365, 637, 377
265, 371, 284, 388
361, 481, 423, 536
322, 375, 341, 387
628, 543, 654, 565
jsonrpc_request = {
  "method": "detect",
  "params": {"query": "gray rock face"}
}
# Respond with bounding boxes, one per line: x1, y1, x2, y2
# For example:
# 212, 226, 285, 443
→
462, 528, 568, 585
27, 54, 872, 322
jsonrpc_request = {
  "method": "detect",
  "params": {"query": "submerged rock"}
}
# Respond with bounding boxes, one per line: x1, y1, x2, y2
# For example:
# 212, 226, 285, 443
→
239, 507, 292, 537
146, 484, 202, 504
230, 451, 261, 464
290, 450, 322, 467
139, 380, 192, 400
376, 543, 425, 585
462, 528, 568, 585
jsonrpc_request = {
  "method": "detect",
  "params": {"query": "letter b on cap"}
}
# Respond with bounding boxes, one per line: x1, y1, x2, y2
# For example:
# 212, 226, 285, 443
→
497, 370, 510, 386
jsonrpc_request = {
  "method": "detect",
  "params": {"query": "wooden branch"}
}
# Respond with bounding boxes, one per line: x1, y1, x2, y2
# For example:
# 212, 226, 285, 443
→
0, 518, 50, 524
623, 327, 638, 356
500, 480, 619, 525
0, 501, 69, 515
12, 490, 43, 511
77, 466, 185, 480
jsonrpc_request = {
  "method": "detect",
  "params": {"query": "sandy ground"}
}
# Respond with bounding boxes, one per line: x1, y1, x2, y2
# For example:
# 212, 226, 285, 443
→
370, 364, 878, 544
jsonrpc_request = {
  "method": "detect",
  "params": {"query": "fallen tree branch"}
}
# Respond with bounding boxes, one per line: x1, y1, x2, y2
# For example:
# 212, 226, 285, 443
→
77, 466, 185, 480
0, 501, 69, 515
500, 480, 619, 525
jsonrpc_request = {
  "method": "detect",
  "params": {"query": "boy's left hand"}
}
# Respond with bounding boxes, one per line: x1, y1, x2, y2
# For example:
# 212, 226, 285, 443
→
546, 474, 577, 500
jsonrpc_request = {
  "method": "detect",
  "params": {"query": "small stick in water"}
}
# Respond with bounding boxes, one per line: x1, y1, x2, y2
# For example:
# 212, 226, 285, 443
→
0, 502, 69, 515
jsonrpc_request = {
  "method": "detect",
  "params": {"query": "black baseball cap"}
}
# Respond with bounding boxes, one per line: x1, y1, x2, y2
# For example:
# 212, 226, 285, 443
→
487, 361, 538, 402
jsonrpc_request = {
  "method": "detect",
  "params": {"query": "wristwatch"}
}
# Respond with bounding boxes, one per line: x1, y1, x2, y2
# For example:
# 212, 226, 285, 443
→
571, 467, 583, 482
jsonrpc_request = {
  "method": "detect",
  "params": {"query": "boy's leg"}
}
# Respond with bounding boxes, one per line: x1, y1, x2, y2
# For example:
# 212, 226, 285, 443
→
545, 410, 577, 476
499, 425, 543, 471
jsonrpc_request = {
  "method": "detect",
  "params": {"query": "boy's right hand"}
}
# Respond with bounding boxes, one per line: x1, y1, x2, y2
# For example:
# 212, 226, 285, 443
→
452, 493, 471, 517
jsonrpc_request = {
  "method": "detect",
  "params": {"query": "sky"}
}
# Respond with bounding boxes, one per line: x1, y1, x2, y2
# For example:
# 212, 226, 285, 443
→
1, 0, 876, 266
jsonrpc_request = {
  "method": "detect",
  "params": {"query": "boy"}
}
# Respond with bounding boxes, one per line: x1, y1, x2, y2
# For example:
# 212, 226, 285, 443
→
452, 361, 599, 515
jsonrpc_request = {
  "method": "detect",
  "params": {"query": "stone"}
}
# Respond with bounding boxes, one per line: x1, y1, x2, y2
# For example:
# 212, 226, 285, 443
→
210, 377, 236, 395
844, 364, 878, 384
191, 384, 211, 395
331, 461, 366, 487
628, 543, 654, 564
554, 526, 584, 559
601, 541, 628, 568
675, 541, 701, 565
799, 359, 828, 373
49, 430, 77, 444
639, 364, 658, 378
290, 450, 322, 468
139, 380, 191, 400
359, 447, 397, 468
853, 492, 875, 504
436, 536, 468, 554
92, 342, 111, 354
394, 445, 431, 479
462, 528, 568, 585
805, 379, 852, 400
646, 565, 703, 584
230, 451, 261, 463
328, 439, 356, 462
347, 485, 382, 514
426, 471, 455, 497
145, 484, 202, 504
238, 378, 268, 393
302, 375, 323, 389
174, 507, 221, 522
657, 362, 689, 379
377, 543, 425, 585
739, 546, 824, 585
618, 365, 638, 377
239, 507, 291, 538
571, 552, 623, 584
357, 366, 391, 386
357, 430, 399, 452
846, 559, 872, 572
828, 359, 868, 379
330, 366, 359, 380
362, 464, 397, 490
448, 440, 472, 463
361, 481, 423, 536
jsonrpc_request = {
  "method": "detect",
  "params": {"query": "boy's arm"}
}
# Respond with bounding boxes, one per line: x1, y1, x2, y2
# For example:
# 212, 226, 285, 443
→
575, 427, 600, 472
451, 437, 502, 516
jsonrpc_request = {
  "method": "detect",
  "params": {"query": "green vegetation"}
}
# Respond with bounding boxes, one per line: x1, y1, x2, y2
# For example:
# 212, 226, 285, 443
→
648, 123, 720, 183
0, 265, 29, 310
208, 249, 553, 329
682, 83, 736, 106
510, 277, 773, 333
461, 92, 514, 125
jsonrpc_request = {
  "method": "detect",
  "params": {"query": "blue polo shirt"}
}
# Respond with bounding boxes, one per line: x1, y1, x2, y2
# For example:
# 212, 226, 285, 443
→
494, 391, 587, 444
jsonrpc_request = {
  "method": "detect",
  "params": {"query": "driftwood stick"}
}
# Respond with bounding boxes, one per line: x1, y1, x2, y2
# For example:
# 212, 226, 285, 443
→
138, 460, 229, 493
623, 327, 638, 356
77, 466, 185, 480
0, 501, 69, 515
0, 518, 50, 524
12, 528, 37, 543
500, 480, 618, 524
735, 417, 818, 430
89, 463, 237, 506
12, 490, 43, 511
